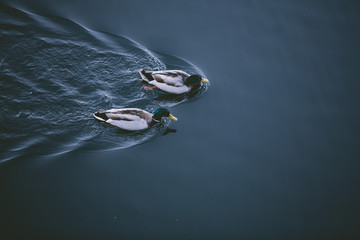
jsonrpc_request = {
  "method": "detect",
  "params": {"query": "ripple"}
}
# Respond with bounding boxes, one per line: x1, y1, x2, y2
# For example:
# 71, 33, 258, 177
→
0, 4, 208, 164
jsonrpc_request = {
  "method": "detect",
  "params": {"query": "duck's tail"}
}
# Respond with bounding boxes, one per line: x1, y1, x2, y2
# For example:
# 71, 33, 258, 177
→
93, 109, 109, 121
139, 69, 154, 82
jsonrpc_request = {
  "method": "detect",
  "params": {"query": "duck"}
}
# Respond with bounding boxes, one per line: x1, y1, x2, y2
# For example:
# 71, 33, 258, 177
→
139, 69, 209, 94
93, 107, 177, 131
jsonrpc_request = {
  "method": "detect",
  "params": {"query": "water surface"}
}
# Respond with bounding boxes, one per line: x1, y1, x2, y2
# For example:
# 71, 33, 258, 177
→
1, 1, 360, 239
0, 3, 207, 162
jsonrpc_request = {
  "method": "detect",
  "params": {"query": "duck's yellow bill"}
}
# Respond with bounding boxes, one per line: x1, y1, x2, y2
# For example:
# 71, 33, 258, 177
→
201, 78, 209, 83
168, 114, 178, 121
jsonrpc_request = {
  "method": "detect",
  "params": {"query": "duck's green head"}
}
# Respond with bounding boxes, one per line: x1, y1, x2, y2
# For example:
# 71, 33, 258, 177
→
185, 75, 209, 87
153, 108, 178, 121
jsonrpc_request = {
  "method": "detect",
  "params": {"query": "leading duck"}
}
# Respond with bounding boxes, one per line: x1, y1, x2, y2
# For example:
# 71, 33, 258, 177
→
139, 69, 209, 94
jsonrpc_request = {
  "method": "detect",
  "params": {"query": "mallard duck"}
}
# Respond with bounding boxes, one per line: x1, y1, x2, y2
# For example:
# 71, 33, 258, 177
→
93, 107, 177, 131
139, 69, 209, 94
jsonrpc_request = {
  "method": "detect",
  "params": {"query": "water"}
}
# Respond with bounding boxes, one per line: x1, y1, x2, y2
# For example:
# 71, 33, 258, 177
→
1, 1, 360, 239
0, 3, 207, 161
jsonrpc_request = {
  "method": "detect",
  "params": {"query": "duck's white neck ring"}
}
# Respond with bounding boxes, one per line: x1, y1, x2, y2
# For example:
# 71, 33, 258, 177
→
152, 118, 160, 123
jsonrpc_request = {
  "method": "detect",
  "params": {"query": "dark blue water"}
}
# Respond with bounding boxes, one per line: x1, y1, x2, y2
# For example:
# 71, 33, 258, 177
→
0, 3, 207, 161
1, 1, 360, 239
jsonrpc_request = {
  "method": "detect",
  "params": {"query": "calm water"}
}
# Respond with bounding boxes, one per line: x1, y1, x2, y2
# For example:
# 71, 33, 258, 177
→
1, 0, 360, 239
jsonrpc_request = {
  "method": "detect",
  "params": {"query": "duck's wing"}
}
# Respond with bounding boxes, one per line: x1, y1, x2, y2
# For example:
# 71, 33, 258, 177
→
107, 118, 149, 131
152, 70, 190, 86
95, 108, 152, 121
94, 108, 152, 131
139, 70, 190, 86
149, 80, 190, 94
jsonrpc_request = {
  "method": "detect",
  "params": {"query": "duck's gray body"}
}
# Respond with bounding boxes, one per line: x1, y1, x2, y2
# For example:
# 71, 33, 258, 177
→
139, 69, 191, 94
93, 108, 153, 131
